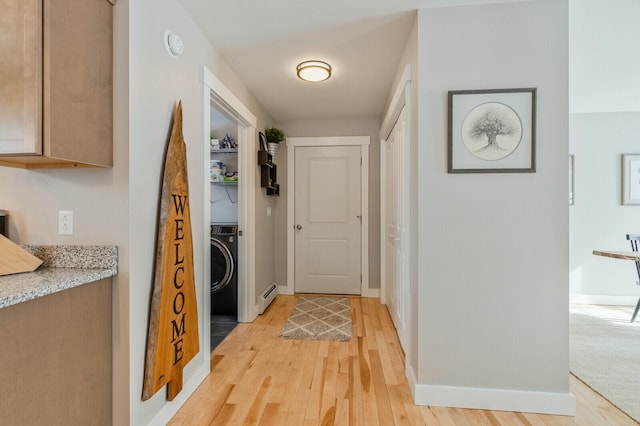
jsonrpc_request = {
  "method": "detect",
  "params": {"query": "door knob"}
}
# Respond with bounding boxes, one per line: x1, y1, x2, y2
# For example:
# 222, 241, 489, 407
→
296, 224, 302, 230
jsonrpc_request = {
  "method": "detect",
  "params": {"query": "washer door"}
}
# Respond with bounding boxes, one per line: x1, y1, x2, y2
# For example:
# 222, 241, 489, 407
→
211, 237, 234, 293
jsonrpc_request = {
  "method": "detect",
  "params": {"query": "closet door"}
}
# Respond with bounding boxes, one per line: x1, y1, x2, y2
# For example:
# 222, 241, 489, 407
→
383, 106, 409, 351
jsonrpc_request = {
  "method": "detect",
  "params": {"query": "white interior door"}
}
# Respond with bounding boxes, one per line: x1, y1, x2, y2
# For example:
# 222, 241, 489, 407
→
383, 107, 409, 349
294, 145, 362, 294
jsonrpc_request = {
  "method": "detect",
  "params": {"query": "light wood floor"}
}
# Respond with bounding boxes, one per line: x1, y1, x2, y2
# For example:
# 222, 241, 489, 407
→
170, 295, 637, 425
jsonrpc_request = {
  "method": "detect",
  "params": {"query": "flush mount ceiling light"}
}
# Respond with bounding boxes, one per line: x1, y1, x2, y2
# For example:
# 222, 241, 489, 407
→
296, 60, 332, 82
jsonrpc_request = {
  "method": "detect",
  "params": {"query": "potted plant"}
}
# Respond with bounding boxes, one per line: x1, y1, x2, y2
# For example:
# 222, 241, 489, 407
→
264, 127, 285, 162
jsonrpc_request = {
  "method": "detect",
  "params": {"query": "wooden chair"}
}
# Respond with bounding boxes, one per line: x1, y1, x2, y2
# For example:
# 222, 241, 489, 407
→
626, 234, 640, 322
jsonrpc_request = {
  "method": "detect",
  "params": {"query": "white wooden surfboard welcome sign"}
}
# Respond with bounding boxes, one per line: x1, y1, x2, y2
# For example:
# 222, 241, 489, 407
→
142, 101, 200, 401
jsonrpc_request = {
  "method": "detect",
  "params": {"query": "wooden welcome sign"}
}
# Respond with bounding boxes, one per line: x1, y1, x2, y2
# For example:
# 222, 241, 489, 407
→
142, 102, 199, 401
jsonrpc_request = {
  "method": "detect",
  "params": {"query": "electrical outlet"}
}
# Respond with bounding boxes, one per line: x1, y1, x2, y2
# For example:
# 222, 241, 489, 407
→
266, 207, 272, 217
59, 211, 73, 235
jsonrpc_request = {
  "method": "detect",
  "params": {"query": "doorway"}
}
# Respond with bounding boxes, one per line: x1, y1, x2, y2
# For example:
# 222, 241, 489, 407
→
285, 136, 370, 296
202, 67, 257, 355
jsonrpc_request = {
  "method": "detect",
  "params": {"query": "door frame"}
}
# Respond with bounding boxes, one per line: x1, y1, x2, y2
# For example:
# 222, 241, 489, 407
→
284, 136, 371, 296
201, 66, 257, 324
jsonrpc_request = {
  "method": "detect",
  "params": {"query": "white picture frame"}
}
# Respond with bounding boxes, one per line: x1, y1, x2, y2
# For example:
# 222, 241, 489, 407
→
622, 154, 640, 205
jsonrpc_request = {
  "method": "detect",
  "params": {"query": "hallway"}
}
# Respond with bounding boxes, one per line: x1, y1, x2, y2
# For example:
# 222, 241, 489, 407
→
170, 296, 634, 425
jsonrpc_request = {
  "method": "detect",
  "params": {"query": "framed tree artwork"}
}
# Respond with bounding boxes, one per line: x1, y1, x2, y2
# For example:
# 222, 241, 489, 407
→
448, 88, 536, 173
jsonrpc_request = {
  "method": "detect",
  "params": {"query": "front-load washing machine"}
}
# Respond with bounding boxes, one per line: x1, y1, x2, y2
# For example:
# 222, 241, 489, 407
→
210, 224, 238, 315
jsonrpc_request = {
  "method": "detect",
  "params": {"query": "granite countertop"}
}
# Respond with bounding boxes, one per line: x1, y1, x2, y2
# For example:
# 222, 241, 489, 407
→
0, 245, 118, 309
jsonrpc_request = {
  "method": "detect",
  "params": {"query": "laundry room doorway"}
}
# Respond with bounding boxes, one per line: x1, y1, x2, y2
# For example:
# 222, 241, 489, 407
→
201, 67, 257, 354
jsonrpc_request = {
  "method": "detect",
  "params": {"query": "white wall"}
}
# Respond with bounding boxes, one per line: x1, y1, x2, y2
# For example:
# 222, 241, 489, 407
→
273, 118, 381, 293
569, 0, 640, 114
415, 0, 573, 413
569, 0, 640, 303
128, 1, 275, 423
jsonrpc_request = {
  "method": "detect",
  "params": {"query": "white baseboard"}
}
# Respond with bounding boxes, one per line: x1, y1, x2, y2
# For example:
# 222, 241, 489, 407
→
406, 364, 418, 400
413, 383, 576, 416
147, 363, 210, 425
361, 288, 380, 298
277, 284, 293, 295
276, 285, 380, 298
570, 294, 638, 306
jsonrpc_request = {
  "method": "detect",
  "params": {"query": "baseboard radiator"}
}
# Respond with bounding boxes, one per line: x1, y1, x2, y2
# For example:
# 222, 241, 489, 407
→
258, 283, 278, 314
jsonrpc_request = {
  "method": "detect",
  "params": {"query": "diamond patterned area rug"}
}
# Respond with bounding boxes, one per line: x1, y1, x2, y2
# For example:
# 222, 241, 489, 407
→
280, 296, 354, 341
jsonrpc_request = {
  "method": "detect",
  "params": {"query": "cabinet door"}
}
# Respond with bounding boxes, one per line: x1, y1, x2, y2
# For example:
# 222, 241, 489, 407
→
45, 0, 113, 165
0, 0, 42, 155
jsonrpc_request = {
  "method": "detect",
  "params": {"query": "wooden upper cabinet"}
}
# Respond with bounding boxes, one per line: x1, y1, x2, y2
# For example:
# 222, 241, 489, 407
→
0, 0, 113, 169
0, 0, 42, 156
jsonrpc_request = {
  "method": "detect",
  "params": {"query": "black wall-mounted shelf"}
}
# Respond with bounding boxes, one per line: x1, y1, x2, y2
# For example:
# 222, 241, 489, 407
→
258, 150, 279, 196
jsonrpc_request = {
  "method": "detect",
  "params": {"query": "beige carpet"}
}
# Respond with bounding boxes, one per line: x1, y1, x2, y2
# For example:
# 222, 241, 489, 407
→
570, 304, 640, 423
280, 296, 354, 341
